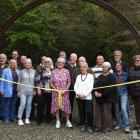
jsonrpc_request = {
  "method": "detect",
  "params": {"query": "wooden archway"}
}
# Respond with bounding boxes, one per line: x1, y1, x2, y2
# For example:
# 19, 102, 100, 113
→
0, 0, 140, 47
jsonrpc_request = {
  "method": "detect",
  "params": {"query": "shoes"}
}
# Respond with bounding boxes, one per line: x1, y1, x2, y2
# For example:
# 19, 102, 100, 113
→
56, 120, 60, 129
66, 120, 72, 128
18, 119, 24, 126
80, 126, 86, 132
25, 118, 31, 125
94, 128, 101, 132
4, 120, 9, 124
114, 126, 120, 130
133, 125, 140, 130
87, 127, 93, 134
124, 128, 130, 134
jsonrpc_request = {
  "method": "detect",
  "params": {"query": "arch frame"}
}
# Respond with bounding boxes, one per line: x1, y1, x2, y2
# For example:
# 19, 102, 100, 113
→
0, 0, 140, 48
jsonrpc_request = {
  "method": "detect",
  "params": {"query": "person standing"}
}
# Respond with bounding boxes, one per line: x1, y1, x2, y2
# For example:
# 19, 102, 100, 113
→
0, 59, 19, 123
0, 54, 8, 119
111, 50, 128, 72
94, 62, 117, 133
74, 62, 94, 134
51, 57, 72, 128
67, 53, 78, 122
114, 62, 130, 133
17, 59, 35, 126
128, 55, 140, 130
91, 55, 105, 81
35, 57, 53, 125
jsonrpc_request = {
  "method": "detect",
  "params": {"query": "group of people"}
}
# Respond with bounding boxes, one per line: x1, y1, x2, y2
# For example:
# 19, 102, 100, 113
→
0, 50, 140, 135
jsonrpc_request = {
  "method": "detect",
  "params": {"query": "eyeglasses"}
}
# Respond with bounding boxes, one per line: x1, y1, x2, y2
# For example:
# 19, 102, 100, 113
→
57, 61, 64, 64
134, 60, 140, 62
44, 61, 50, 64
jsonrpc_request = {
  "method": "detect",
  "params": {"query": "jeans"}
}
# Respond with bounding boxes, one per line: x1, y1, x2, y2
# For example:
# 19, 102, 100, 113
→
115, 93, 129, 128
0, 94, 4, 118
18, 93, 33, 119
3, 93, 17, 121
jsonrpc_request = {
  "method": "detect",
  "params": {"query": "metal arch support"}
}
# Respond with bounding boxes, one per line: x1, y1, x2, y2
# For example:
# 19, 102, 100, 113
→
86, 0, 140, 47
0, 0, 52, 40
0, 0, 140, 48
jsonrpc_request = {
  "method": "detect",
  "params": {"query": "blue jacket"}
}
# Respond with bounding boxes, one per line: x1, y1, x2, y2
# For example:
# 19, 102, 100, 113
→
113, 71, 128, 96
0, 68, 19, 97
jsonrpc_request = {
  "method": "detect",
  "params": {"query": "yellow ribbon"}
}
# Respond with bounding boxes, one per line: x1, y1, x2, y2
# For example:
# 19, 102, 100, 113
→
58, 90, 63, 109
0, 78, 63, 109
93, 79, 140, 90
1, 78, 140, 108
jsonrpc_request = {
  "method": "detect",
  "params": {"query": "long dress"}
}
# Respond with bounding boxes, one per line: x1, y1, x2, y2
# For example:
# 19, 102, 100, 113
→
51, 68, 71, 114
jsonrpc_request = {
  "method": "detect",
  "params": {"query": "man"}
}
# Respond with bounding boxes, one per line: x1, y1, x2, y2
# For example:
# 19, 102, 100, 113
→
67, 53, 78, 122
111, 50, 127, 72
0, 54, 8, 119
19, 55, 27, 70
58, 51, 69, 68
11, 50, 20, 67
73, 56, 93, 83
92, 55, 105, 81
128, 55, 140, 130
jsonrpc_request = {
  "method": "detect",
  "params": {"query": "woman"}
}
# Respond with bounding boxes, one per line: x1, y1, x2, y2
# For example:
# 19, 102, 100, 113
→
94, 62, 117, 133
51, 57, 72, 128
35, 57, 53, 125
17, 58, 35, 126
128, 55, 140, 130
74, 62, 94, 134
114, 62, 130, 133
0, 59, 19, 123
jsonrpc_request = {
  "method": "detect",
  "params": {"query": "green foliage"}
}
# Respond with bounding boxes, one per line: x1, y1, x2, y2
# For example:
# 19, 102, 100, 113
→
0, 0, 140, 66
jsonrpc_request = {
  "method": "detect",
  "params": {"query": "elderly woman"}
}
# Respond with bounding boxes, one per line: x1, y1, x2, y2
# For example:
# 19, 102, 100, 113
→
35, 57, 53, 125
51, 57, 72, 128
74, 62, 94, 134
0, 59, 19, 123
94, 62, 117, 133
128, 55, 140, 130
17, 59, 35, 126
114, 62, 130, 133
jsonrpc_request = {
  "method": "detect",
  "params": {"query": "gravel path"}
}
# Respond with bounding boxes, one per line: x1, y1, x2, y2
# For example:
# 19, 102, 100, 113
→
0, 103, 135, 140
0, 120, 133, 140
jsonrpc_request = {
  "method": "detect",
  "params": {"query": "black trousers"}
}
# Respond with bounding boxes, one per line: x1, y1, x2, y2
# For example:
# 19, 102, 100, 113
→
37, 92, 52, 123
69, 90, 75, 121
77, 98, 93, 128
133, 97, 140, 126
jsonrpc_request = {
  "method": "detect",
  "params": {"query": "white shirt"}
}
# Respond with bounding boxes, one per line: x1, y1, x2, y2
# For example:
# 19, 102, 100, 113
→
74, 73, 94, 100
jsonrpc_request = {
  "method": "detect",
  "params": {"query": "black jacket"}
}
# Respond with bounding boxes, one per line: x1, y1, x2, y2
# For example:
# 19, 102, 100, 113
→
128, 66, 140, 97
95, 73, 117, 103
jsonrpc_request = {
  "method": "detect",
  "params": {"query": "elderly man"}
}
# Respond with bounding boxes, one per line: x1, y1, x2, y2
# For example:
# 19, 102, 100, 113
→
58, 51, 69, 68
67, 53, 79, 122
92, 55, 105, 84
128, 55, 140, 130
111, 50, 127, 72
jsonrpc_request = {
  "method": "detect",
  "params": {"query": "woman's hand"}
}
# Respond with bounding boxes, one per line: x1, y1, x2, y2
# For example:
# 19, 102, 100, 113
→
61, 89, 68, 95
37, 87, 41, 96
17, 92, 20, 97
95, 91, 102, 97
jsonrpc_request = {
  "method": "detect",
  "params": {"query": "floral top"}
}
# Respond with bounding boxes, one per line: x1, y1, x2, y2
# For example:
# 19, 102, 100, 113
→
35, 67, 52, 92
